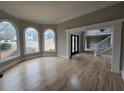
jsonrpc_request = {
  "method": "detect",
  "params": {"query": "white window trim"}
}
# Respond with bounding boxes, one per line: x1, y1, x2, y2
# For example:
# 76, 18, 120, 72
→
43, 28, 56, 53
23, 26, 40, 55
0, 19, 20, 63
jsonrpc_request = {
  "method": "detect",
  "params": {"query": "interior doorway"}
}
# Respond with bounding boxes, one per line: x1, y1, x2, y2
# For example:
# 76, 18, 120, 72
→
66, 19, 123, 74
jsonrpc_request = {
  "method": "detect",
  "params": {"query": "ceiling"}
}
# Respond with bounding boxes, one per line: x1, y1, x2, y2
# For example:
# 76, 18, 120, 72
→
0, 1, 121, 24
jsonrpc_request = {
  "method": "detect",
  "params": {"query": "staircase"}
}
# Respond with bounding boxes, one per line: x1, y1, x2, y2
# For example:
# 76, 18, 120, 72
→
94, 35, 112, 56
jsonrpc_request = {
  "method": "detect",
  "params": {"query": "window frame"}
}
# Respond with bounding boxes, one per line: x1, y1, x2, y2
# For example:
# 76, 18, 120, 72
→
43, 28, 56, 53
23, 26, 40, 55
0, 19, 20, 63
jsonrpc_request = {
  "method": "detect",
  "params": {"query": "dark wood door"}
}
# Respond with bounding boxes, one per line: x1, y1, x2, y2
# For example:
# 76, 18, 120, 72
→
71, 35, 79, 56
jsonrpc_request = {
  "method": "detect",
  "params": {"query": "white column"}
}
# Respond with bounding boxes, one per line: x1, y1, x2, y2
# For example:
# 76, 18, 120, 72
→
111, 23, 122, 73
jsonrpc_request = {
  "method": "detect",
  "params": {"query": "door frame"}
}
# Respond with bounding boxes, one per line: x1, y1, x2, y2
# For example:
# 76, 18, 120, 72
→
71, 35, 79, 56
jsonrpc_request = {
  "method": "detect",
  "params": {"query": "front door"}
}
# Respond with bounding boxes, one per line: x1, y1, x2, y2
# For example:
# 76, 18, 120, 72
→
71, 35, 79, 56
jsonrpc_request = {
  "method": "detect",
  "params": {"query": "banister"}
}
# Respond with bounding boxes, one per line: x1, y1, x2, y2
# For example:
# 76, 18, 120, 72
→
94, 35, 112, 55
97, 35, 111, 46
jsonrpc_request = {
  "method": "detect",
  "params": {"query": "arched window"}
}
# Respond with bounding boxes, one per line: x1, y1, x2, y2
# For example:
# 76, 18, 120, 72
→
0, 20, 19, 62
24, 27, 39, 54
44, 29, 55, 52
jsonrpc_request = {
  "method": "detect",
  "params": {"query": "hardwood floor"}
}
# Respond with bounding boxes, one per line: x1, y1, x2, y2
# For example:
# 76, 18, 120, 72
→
0, 53, 124, 91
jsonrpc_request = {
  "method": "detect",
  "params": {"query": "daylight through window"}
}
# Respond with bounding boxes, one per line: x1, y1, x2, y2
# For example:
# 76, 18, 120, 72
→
24, 27, 39, 54
44, 29, 55, 52
0, 21, 19, 63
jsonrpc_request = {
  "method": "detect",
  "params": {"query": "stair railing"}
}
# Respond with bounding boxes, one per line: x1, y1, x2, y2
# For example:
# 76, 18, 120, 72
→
94, 35, 112, 55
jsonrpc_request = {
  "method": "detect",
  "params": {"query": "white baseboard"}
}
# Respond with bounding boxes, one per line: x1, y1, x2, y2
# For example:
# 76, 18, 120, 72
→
57, 54, 69, 59
0, 59, 22, 73
0, 54, 70, 73
121, 70, 124, 80
0, 55, 42, 73
102, 54, 112, 58
22, 55, 42, 61
1, 53, 68, 73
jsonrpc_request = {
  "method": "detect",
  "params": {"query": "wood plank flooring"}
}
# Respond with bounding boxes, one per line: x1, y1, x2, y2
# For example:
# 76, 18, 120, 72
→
0, 53, 124, 91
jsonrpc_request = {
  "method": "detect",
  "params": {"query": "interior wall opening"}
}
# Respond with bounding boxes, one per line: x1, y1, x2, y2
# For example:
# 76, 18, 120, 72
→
69, 26, 114, 71
83, 28, 113, 57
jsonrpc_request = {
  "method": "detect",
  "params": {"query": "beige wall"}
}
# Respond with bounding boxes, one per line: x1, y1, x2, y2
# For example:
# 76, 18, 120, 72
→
57, 2, 124, 56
